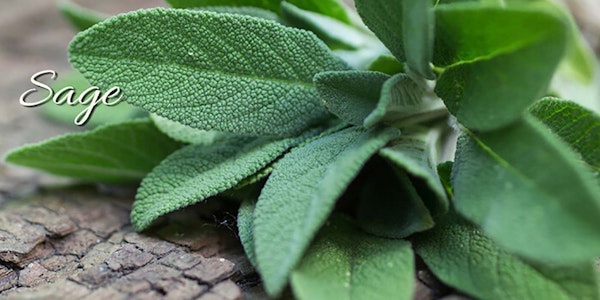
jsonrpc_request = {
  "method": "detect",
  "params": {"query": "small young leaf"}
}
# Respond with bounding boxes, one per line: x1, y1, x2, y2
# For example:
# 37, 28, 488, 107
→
151, 114, 230, 145
436, 161, 453, 198
401, 0, 435, 79
433, 3, 568, 131
238, 198, 258, 268
367, 54, 404, 75
254, 126, 400, 296
379, 127, 449, 216
452, 116, 600, 265
414, 211, 600, 300
356, 159, 434, 239
69, 8, 349, 137
314, 71, 389, 126
280, 2, 376, 50
363, 74, 443, 128
132, 134, 306, 231
291, 215, 415, 300
529, 98, 600, 175
5, 119, 182, 183
58, 0, 107, 31
41, 71, 144, 127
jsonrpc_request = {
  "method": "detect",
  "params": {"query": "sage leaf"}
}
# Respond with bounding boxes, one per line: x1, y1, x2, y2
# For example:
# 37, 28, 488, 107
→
401, 0, 435, 79
433, 3, 568, 131
132, 135, 305, 231
452, 116, 600, 265
254, 126, 400, 296
530, 98, 600, 176
195, 6, 280, 21
166, 0, 351, 24
238, 198, 258, 268
69, 8, 348, 137
379, 127, 449, 216
367, 54, 404, 76
58, 0, 106, 31
356, 159, 434, 239
436, 161, 453, 198
4, 119, 182, 183
314, 71, 389, 126
355, 0, 405, 62
41, 71, 144, 128
151, 114, 230, 145
291, 215, 415, 300
363, 74, 443, 128
280, 2, 376, 50
414, 211, 600, 300
166, 0, 280, 12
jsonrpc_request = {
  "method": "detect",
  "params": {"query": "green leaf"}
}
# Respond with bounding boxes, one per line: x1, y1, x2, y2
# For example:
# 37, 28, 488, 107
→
314, 71, 389, 126
436, 161, 453, 198
69, 8, 348, 137
254, 126, 400, 296
402, 0, 435, 79
530, 99, 600, 176
280, 2, 376, 50
355, 0, 435, 79
166, 0, 280, 12
195, 6, 280, 21
363, 74, 445, 128
414, 211, 600, 300
452, 116, 600, 265
58, 0, 107, 31
291, 215, 415, 300
41, 71, 144, 128
238, 198, 258, 268
355, 0, 405, 62
132, 134, 306, 231
151, 114, 230, 145
166, 0, 351, 24
367, 54, 404, 75
433, 3, 568, 131
379, 127, 449, 216
355, 158, 434, 239
4, 119, 182, 183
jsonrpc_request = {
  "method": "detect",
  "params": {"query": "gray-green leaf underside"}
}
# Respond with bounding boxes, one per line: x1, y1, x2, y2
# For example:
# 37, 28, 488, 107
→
5, 119, 182, 183
132, 134, 305, 231
452, 116, 600, 265
151, 114, 230, 145
291, 215, 415, 300
414, 211, 600, 300
238, 198, 258, 268
69, 8, 348, 137
253, 126, 400, 296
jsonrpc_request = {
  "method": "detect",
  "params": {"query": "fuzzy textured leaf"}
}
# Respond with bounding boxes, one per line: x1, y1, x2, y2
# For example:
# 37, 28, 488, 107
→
379, 128, 449, 216
69, 8, 348, 136
238, 198, 258, 268
452, 116, 600, 264
433, 3, 567, 131
402, 0, 435, 79
132, 135, 304, 231
355, 0, 405, 62
58, 0, 106, 31
254, 126, 400, 296
151, 114, 230, 145
291, 215, 415, 300
314, 71, 389, 126
195, 6, 279, 21
414, 211, 600, 300
530, 98, 600, 175
5, 119, 182, 183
